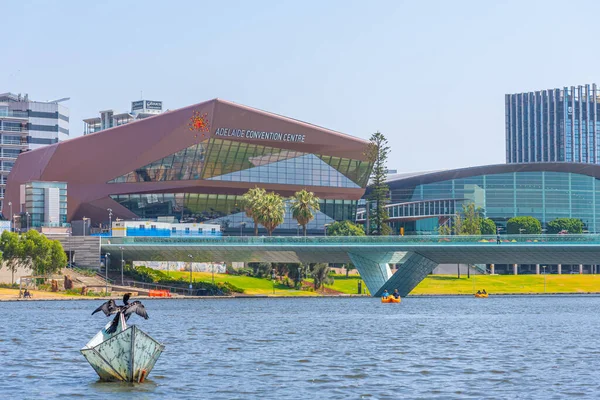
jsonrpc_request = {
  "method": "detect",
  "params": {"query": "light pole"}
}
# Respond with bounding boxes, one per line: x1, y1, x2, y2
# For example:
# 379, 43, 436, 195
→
188, 254, 193, 295
8, 201, 11, 231
542, 265, 547, 293
212, 263, 215, 285
105, 253, 111, 294
324, 223, 331, 237
297, 224, 301, 236
272, 268, 276, 294
107, 208, 113, 237
240, 221, 246, 237
82, 217, 89, 237
119, 246, 124, 286
519, 228, 525, 235
68, 227, 72, 266
25, 212, 29, 231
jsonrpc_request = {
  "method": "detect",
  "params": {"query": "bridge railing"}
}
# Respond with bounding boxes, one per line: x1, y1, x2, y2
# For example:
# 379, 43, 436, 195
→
101, 234, 600, 246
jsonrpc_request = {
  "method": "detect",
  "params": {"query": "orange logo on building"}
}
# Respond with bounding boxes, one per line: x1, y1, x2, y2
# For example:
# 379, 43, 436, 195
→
189, 111, 210, 139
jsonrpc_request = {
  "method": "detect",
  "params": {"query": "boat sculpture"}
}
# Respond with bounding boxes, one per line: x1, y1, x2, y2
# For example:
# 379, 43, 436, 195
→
381, 296, 401, 303
81, 295, 164, 382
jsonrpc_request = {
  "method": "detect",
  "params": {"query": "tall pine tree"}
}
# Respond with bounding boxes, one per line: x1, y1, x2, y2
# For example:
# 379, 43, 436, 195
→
365, 131, 391, 235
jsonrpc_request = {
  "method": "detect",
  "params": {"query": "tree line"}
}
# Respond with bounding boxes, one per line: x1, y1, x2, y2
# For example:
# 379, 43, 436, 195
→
0, 230, 68, 284
438, 204, 584, 235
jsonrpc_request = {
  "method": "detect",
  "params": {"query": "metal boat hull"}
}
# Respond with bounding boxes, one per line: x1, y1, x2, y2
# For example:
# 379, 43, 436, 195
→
81, 316, 164, 382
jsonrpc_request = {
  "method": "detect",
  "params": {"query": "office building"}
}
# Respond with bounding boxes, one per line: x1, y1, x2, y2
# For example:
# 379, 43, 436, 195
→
506, 84, 600, 164
83, 99, 163, 135
0, 93, 69, 211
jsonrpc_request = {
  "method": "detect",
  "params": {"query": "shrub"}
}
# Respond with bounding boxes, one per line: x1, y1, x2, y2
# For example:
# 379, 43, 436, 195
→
506, 216, 542, 234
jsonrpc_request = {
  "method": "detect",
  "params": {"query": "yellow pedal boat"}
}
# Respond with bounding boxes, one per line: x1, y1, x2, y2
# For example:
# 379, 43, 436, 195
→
381, 296, 401, 303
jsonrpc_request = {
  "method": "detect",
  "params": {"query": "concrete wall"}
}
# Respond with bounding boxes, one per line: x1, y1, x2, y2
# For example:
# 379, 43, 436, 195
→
47, 235, 101, 269
432, 264, 485, 275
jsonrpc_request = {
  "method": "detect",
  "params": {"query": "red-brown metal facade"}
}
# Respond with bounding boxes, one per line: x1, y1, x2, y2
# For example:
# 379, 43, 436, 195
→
4, 99, 370, 224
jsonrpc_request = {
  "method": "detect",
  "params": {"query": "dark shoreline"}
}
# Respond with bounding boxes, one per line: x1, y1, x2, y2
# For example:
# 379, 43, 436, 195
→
4, 292, 600, 302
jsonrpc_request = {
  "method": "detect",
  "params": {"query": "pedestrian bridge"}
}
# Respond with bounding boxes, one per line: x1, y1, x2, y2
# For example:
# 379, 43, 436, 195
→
101, 235, 600, 297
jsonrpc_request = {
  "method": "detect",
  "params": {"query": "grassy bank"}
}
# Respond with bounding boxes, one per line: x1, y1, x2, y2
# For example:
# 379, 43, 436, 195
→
411, 274, 600, 295
152, 272, 600, 296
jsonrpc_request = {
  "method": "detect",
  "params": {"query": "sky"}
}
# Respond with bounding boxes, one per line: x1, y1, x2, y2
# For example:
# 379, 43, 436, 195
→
4, 0, 600, 173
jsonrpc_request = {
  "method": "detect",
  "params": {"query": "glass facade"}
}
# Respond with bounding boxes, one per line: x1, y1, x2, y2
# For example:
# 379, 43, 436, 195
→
109, 139, 371, 188
506, 84, 600, 164
106, 137, 369, 233
386, 171, 600, 233
109, 142, 206, 183
110, 193, 357, 234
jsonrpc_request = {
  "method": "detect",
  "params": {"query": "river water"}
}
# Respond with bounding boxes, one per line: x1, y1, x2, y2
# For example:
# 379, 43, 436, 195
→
2, 296, 600, 399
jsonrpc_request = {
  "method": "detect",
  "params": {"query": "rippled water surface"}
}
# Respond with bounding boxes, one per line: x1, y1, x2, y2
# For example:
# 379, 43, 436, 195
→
2, 296, 600, 399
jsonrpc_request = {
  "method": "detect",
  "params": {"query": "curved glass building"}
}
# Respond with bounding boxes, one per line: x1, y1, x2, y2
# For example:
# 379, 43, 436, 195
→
358, 163, 600, 235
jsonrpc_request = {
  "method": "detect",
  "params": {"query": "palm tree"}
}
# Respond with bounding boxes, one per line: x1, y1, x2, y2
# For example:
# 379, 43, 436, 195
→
256, 192, 285, 236
311, 263, 334, 292
290, 189, 320, 236
242, 187, 266, 236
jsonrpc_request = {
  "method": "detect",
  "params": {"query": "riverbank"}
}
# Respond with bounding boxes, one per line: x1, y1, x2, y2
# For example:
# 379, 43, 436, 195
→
4, 274, 600, 300
411, 274, 600, 295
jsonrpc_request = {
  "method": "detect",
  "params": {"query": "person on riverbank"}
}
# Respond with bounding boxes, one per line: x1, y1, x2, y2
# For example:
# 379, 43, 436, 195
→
382, 289, 389, 299
392, 289, 400, 299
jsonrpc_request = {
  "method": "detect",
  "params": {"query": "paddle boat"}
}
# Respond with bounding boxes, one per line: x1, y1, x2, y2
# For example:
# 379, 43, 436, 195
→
381, 296, 401, 303
474, 293, 489, 298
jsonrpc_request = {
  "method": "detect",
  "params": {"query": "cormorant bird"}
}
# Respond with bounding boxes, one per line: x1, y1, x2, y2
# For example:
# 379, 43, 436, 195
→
92, 293, 149, 334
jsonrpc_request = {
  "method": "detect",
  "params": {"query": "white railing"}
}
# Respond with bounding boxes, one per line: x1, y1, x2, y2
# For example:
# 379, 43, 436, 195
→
0, 126, 27, 132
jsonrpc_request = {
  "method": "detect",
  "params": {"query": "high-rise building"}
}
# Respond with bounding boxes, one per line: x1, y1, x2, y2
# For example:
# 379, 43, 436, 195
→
0, 93, 69, 210
506, 84, 600, 164
83, 100, 163, 135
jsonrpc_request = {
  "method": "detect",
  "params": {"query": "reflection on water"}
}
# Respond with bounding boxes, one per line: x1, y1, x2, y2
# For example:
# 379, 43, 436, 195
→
2, 296, 600, 399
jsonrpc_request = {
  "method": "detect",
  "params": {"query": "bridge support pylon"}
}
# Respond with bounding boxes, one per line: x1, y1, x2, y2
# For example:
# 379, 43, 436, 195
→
348, 251, 438, 297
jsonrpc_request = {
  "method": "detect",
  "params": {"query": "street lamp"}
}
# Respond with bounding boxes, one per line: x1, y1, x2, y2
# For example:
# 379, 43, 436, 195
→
25, 212, 29, 231
518, 228, 525, 235
188, 254, 193, 295
82, 217, 90, 237
297, 224, 301, 236
542, 265, 547, 293
324, 223, 331, 237
105, 253, 111, 294
119, 246, 124, 286
7, 201, 12, 232
240, 221, 246, 237
271, 268, 276, 294
68, 227, 72, 266
107, 208, 113, 237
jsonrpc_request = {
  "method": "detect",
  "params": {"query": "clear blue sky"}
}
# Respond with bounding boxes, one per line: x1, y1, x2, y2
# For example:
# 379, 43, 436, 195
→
4, 0, 599, 172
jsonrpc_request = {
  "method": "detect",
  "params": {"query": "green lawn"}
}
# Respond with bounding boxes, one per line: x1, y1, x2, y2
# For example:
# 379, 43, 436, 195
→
325, 275, 367, 295
411, 274, 600, 295
166, 271, 318, 296
162, 271, 600, 296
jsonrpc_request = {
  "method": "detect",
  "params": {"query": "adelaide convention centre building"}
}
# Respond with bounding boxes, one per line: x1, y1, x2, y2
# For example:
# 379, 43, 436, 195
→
3, 99, 372, 235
